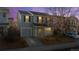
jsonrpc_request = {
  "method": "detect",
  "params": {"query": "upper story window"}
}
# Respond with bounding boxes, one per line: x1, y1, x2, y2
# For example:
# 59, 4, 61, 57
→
37, 16, 43, 24
45, 17, 50, 24
47, 17, 50, 22
24, 16, 30, 23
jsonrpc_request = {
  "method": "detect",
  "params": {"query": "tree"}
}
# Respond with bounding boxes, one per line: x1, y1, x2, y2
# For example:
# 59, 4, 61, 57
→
47, 7, 72, 16
47, 7, 78, 34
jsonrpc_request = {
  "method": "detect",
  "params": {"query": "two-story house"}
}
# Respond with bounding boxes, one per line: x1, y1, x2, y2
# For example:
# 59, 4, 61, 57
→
17, 11, 53, 38
0, 8, 9, 37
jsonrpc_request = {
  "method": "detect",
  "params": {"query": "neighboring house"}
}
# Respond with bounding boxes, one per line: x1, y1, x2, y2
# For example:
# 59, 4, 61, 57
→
52, 16, 66, 34
65, 16, 78, 34
52, 16, 79, 35
17, 11, 53, 38
0, 8, 9, 37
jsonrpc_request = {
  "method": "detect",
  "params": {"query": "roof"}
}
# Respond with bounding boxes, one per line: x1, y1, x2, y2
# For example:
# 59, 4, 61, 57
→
30, 11, 50, 16
68, 16, 78, 20
18, 10, 50, 16
0, 7, 9, 12
18, 10, 30, 15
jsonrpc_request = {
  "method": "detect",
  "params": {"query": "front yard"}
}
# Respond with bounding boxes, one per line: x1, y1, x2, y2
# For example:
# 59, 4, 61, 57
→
39, 35, 74, 45
0, 27, 28, 49
0, 37, 28, 49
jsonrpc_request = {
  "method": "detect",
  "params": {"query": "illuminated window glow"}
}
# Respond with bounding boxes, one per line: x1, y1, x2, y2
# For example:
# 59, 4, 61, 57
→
47, 17, 50, 21
24, 16, 30, 23
38, 16, 42, 23
38, 28, 42, 33
45, 27, 52, 32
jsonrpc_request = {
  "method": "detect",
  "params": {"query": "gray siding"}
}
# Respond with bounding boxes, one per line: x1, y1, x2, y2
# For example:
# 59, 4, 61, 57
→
19, 14, 33, 37
18, 11, 53, 38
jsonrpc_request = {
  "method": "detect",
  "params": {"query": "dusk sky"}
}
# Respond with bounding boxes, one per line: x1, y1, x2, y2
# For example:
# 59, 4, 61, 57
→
7, 7, 79, 21
8, 7, 48, 21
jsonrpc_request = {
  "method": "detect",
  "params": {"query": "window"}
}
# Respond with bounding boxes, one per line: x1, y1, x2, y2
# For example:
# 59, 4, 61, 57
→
47, 17, 50, 21
37, 16, 43, 23
38, 28, 42, 33
44, 27, 52, 32
45, 17, 50, 23
24, 16, 30, 23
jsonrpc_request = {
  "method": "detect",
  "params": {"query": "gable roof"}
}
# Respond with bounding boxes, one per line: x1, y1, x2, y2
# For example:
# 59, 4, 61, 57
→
18, 10, 30, 15
30, 11, 49, 16
18, 10, 50, 16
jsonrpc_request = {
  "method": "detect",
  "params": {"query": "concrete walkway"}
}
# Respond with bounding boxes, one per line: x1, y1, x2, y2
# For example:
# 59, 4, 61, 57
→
24, 37, 43, 47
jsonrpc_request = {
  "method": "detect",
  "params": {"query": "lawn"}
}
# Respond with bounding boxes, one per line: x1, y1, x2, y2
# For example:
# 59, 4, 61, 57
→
39, 35, 74, 45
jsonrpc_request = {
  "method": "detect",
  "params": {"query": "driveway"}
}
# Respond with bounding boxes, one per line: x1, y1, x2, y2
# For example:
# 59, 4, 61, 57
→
24, 37, 43, 47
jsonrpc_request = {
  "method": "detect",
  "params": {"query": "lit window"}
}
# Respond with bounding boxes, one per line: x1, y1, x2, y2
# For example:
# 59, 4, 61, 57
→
38, 28, 42, 33
47, 17, 50, 21
45, 27, 52, 32
38, 16, 42, 23
24, 16, 30, 23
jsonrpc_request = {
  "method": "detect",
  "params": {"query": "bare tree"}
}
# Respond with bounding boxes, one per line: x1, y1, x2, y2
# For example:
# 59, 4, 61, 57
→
47, 7, 73, 17
47, 7, 78, 34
